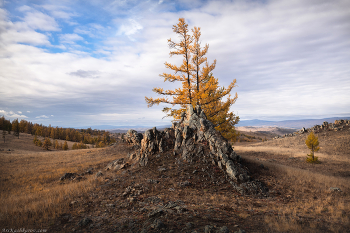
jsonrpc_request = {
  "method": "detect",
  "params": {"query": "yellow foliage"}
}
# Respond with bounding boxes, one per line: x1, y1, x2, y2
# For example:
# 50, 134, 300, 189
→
145, 18, 239, 141
305, 132, 320, 163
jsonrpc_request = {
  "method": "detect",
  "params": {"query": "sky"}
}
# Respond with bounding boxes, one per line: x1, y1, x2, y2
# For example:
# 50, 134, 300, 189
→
0, 0, 350, 128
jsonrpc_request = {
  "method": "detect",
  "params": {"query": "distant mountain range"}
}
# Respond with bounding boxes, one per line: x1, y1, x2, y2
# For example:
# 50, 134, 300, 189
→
78, 125, 171, 133
77, 117, 350, 132
237, 117, 350, 129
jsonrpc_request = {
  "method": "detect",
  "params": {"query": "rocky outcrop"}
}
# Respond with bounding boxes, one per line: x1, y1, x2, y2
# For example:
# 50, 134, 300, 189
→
123, 105, 267, 195
275, 119, 350, 139
124, 129, 143, 146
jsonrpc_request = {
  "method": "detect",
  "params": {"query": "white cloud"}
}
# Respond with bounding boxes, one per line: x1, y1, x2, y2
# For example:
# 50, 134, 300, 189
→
23, 10, 60, 31
36, 115, 49, 119
0, 110, 28, 119
59, 33, 84, 44
27, 111, 31, 113
118, 19, 143, 40
18, 111, 22, 114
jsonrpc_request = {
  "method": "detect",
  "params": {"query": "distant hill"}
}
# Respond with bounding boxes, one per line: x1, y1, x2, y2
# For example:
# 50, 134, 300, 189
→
237, 117, 350, 129
78, 117, 350, 132
76, 125, 171, 132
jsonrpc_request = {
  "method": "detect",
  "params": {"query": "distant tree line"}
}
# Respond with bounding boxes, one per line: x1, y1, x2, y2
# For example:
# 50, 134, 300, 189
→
0, 116, 115, 148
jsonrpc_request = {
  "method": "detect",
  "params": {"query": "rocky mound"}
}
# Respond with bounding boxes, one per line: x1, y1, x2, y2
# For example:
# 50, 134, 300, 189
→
121, 105, 267, 195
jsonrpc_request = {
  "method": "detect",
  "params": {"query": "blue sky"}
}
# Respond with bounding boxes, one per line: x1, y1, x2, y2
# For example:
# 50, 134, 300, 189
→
0, 0, 350, 128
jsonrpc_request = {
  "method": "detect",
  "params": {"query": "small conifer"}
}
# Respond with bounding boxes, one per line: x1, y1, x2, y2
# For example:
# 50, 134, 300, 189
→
43, 137, 52, 150
305, 131, 320, 163
63, 141, 69, 150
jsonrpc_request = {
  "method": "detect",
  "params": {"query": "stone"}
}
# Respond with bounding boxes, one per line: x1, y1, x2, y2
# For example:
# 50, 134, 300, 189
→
329, 187, 342, 192
234, 230, 246, 233
124, 129, 143, 145
218, 226, 230, 233
185, 222, 194, 229
148, 208, 165, 218
179, 181, 191, 187
147, 179, 159, 184
95, 171, 103, 178
77, 217, 92, 227
151, 219, 166, 229
204, 225, 215, 233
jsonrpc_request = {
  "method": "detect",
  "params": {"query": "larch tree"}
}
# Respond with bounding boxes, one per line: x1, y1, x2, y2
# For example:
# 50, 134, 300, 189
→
12, 118, 20, 139
43, 137, 52, 150
145, 18, 239, 141
305, 132, 320, 163
145, 18, 194, 120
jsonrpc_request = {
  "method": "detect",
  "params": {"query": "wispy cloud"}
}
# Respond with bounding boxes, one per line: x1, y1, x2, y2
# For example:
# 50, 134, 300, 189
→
59, 33, 84, 44
68, 70, 101, 79
18, 6, 60, 31
36, 115, 49, 119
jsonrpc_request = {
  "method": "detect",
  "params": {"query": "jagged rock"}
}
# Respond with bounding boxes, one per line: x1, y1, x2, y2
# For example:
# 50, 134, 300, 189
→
124, 129, 143, 145
105, 158, 125, 171
124, 104, 267, 195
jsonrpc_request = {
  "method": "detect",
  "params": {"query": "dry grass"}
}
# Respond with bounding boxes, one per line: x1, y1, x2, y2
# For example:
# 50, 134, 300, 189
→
0, 133, 126, 228
237, 140, 350, 232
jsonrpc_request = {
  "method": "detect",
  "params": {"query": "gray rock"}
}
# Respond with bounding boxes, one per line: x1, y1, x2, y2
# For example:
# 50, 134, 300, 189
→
185, 222, 194, 229
204, 225, 215, 233
234, 230, 245, 233
77, 217, 92, 227
179, 181, 191, 187
218, 226, 230, 233
330, 187, 342, 192
148, 208, 164, 218
151, 219, 166, 229
147, 179, 159, 184
95, 171, 103, 178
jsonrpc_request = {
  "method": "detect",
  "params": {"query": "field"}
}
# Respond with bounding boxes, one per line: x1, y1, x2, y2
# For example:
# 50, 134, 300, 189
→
0, 128, 349, 232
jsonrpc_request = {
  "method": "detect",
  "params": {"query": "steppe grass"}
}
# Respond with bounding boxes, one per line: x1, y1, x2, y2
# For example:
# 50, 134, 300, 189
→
0, 147, 122, 228
246, 156, 350, 232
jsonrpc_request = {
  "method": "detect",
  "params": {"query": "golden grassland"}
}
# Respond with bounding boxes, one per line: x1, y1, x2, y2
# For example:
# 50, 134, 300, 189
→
1, 129, 350, 232
234, 129, 350, 232
0, 133, 125, 228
